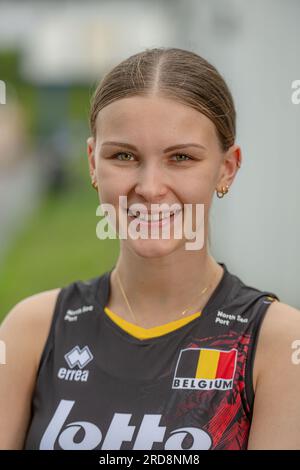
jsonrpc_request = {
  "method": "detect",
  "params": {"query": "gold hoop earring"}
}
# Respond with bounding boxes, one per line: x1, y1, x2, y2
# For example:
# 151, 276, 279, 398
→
216, 185, 229, 198
91, 180, 98, 191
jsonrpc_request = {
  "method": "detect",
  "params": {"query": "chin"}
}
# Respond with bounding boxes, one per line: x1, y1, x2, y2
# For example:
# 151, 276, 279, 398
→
127, 237, 184, 259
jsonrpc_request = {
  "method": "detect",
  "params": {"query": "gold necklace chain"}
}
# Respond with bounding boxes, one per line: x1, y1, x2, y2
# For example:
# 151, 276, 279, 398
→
115, 268, 219, 325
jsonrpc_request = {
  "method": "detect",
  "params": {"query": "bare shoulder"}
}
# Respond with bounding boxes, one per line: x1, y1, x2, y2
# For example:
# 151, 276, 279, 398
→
248, 300, 300, 449
0, 288, 61, 449
1, 288, 61, 370
253, 300, 300, 392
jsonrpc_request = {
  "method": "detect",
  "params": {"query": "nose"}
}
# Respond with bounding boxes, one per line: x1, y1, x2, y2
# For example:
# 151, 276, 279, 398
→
134, 163, 168, 201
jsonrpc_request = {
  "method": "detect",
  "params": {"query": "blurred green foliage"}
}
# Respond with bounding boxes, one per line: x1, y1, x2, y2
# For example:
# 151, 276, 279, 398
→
0, 155, 120, 319
0, 49, 120, 319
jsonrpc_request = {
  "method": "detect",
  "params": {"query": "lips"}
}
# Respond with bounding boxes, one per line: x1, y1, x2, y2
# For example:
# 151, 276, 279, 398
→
127, 208, 182, 222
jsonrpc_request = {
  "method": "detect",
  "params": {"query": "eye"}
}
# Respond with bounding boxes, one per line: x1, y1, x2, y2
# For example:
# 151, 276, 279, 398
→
170, 154, 192, 162
112, 152, 135, 161
111, 152, 192, 162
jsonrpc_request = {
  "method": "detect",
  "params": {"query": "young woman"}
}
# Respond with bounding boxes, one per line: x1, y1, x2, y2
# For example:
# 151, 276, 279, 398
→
1, 47, 300, 450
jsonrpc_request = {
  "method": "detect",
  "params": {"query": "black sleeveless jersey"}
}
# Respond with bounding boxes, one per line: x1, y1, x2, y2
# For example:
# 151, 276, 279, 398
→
24, 262, 279, 450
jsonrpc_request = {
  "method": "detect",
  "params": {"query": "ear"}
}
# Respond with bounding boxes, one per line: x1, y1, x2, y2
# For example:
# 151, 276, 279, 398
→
87, 136, 96, 179
217, 143, 242, 188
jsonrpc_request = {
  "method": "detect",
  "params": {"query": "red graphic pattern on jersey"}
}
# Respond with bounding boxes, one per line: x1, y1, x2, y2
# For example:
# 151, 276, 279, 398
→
165, 332, 251, 450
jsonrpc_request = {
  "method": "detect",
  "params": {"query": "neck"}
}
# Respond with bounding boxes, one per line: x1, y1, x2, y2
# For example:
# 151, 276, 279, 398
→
110, 244, 223, 322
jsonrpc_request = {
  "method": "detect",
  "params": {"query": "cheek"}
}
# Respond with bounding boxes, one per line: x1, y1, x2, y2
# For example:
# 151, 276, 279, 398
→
97, 166, 130, 206
181, 175, 213, 205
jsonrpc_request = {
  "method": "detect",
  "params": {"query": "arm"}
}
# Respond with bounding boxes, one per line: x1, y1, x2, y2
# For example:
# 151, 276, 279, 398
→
0, 289, 60, 449
247, 301, 300, 449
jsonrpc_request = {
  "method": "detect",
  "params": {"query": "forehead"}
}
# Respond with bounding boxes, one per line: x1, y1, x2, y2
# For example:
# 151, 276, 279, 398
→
95, 95, 218, 145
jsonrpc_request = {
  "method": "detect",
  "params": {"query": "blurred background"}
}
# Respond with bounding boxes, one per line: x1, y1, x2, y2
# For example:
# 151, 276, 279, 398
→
0, 0, 299, 319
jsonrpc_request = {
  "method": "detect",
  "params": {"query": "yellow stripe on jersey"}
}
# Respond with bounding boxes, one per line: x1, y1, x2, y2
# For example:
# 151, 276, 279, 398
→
195, 349, 220, 379
104, 306, 202, 340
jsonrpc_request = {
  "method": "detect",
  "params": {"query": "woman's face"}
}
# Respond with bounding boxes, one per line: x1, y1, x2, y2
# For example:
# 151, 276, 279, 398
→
87, 95, 239, 258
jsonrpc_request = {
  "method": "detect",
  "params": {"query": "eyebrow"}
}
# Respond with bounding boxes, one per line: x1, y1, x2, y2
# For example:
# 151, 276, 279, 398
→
101, 141, 207, 153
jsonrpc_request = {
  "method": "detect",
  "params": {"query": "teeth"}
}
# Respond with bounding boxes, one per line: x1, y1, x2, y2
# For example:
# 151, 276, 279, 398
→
127, 209, 181, 221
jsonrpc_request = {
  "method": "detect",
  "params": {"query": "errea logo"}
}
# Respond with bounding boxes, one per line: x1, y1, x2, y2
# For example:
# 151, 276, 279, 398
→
65, 345, 93, 369
58, 346, 93, 382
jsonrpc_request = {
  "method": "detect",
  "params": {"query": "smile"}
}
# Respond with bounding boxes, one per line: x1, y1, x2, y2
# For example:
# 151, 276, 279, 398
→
127, 208, 182, 222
